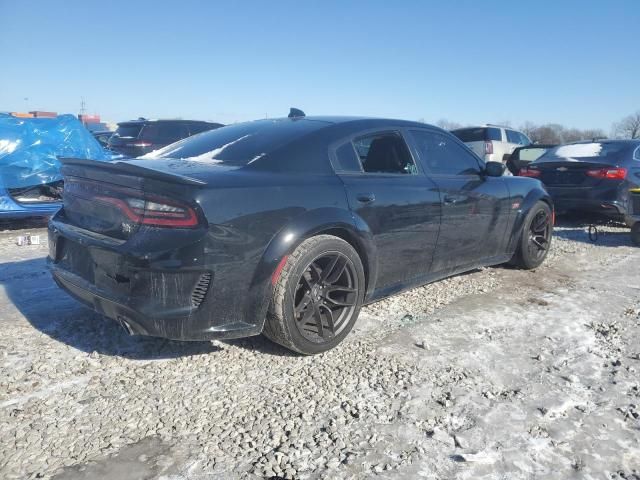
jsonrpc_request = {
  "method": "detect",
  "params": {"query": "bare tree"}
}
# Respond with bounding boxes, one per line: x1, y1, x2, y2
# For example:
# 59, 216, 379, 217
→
519, 122, 607, 144
612, 111, 640, 139
520, 121, 537, 139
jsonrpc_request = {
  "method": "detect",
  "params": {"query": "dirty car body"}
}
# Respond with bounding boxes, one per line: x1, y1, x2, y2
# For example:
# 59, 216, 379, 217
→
48, 116, 551, 349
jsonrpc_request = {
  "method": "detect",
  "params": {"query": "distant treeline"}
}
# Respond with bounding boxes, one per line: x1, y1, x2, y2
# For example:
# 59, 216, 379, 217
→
433, 110, 640, 144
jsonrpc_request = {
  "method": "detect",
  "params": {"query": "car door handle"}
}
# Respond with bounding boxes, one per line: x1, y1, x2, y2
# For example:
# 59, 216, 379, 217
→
356, 193, 376, 204
443, 194, 464, 205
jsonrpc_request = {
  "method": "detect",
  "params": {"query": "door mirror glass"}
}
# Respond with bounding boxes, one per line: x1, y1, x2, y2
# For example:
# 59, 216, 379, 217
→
484, 161, 505, 177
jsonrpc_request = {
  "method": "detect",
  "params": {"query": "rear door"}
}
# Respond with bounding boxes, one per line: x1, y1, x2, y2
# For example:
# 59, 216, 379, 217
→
408, 129, 511, 271
332, 130, 441, 293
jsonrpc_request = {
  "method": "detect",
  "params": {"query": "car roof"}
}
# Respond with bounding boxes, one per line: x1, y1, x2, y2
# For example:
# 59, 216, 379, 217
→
452, 125, 516, 131
117, 119, 221, 126
251, 115, 439, 130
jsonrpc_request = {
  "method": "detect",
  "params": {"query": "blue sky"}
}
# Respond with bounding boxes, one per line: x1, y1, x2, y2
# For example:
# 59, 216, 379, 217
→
1, 0, 638, 130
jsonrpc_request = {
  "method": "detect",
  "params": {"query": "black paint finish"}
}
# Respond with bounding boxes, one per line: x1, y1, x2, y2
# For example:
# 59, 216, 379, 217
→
48, 117, 551, 341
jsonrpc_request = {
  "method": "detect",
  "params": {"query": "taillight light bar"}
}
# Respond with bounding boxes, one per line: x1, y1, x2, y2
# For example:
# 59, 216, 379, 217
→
585, 167, 627, 180
484, 141, 493, 155
95, 195, 199, 227
518, 167, 541, 178
65, 178, 199, 228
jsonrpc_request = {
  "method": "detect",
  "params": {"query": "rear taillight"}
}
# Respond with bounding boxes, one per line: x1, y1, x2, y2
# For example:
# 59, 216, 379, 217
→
518, 167, 541, 178
484, 141, 493, 155
95, 195, 199, 227
65, 178, 199, 228
585, 167, 627, 180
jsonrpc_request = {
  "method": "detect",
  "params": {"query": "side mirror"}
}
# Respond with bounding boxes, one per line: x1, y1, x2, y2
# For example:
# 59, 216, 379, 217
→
484, 161, 505, 177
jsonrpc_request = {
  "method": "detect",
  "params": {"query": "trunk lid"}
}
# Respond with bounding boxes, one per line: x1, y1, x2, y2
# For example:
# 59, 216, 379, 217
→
59, 158, 206, 241
532, 161, 615, 187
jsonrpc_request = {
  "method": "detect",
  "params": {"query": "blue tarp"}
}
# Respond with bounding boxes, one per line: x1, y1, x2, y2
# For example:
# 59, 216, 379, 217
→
0, 113, 110, 189
0, 113, 115, 219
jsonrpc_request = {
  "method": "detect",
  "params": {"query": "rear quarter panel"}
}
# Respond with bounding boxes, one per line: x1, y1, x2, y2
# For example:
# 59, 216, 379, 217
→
193, 169, 359, 330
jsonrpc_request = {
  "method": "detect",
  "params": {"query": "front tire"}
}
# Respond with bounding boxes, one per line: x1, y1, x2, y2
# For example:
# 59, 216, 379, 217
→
263, 235, 365, 355
510, 201, 553, 269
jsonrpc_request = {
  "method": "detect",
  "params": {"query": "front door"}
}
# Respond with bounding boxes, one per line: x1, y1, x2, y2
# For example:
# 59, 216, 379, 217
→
407, 129, 511, 273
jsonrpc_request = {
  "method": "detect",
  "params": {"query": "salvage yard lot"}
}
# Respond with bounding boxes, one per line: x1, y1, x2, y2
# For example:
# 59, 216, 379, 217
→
1, 220, 639, 480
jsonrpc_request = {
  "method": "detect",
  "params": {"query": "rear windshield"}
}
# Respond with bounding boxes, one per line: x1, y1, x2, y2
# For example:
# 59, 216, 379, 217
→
451, 127, 501, 142
536, 142, 631, 165
141, 122, 187, 144
142, 118, 330, 165
114, 124, 143, 138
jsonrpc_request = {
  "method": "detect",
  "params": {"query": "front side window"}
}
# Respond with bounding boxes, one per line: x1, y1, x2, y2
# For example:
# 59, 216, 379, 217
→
410, 130, 481, 176
352, 132, 418, 174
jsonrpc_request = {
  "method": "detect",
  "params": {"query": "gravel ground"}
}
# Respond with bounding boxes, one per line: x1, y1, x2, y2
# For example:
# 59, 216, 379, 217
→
0, 217, 639, 479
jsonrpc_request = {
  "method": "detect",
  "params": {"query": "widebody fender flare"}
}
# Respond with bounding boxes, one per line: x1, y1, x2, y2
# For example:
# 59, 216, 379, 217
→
243, 207, 377, 331
506, 185, 553, 254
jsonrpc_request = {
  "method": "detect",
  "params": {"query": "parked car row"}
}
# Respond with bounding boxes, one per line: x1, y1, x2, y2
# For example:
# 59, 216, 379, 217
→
90, 118, 223, 155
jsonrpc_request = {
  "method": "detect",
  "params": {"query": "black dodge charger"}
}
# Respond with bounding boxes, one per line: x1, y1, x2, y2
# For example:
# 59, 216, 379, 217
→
48, 113, 553, 354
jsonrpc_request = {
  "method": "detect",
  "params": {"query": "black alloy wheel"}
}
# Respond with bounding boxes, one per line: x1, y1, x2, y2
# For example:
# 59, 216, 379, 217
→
263, 235, 365, 355
527, 209, 552, 262
510, 201, 553, 269
292, 252, 358, 343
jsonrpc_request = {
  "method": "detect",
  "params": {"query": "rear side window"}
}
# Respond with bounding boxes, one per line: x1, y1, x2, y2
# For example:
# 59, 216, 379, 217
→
332, 142, 362, 172
352, 132, 418, 174
452, 127, 501, 142
114, 124, 143, 138
634, 146, 640, 161
144, 118, 329, 166
410, 130, 481, 175
506, 130, 520, 144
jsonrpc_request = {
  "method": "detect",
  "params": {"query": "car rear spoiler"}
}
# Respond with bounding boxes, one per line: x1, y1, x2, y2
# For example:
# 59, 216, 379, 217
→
58, 157, 207, 186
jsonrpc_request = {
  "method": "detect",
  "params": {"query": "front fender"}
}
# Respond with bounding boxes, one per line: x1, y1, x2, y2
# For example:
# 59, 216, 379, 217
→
242, 207, 377, 331
506, 184, 553, 254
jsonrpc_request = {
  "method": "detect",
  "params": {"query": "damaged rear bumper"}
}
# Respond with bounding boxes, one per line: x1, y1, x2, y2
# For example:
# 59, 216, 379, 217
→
49, 264, 260, 341
47, 219, 262, 341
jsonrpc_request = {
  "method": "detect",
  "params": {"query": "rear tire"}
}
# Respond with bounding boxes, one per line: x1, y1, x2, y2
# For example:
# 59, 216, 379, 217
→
510, 201, 553, 269
263, 235, 365, 355
631, 223, 640, 246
